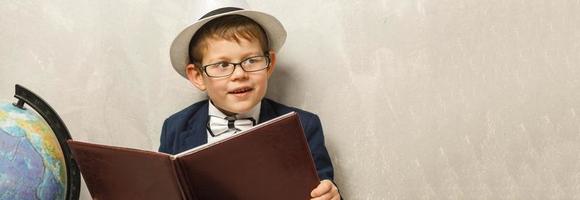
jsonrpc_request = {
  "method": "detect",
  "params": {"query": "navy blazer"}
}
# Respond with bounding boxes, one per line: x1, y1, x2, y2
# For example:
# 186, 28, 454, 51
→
159, 98, 335, 181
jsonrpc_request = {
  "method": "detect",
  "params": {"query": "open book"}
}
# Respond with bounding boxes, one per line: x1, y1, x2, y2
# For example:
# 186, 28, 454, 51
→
67, 112, 320, 200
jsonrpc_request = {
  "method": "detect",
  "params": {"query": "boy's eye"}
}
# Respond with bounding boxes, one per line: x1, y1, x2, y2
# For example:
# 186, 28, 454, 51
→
246, 58, 257, 64
244, 57, 264, 65
217, 62, 230, 68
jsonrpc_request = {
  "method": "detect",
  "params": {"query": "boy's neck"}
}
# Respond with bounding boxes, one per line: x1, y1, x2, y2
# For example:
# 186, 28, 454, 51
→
217, 107, 236, 117
208, 100, 261, 120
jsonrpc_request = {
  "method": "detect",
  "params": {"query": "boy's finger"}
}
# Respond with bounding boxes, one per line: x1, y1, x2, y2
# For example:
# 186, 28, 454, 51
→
310, 192, 333, 200
310, 180, 332, 197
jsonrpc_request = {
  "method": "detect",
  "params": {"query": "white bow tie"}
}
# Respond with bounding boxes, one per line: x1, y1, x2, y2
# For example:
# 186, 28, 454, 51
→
206, 115, 256, 137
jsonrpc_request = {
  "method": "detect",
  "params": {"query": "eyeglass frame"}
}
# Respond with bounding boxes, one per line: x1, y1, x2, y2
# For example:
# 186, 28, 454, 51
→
195, 53, 271, 78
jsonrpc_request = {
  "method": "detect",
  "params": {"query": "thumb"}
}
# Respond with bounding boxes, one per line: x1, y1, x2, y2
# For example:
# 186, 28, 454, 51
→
310, 180, 332, 197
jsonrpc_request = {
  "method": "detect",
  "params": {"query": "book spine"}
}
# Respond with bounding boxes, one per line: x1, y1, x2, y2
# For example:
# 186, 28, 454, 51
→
171, 158, 197, 200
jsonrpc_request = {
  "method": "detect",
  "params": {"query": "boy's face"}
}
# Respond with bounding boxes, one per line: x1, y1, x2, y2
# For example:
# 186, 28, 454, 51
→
186, 37, 276, 115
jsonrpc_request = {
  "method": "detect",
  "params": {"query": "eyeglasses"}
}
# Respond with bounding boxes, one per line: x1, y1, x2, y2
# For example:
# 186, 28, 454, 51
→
199, 55, 270, 78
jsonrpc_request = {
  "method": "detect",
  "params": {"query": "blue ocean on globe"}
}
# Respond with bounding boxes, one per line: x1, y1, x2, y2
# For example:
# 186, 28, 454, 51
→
0, 103, 67, 200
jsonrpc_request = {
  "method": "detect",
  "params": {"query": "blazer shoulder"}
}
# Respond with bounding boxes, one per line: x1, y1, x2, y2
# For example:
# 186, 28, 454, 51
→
160, 100, 209, 154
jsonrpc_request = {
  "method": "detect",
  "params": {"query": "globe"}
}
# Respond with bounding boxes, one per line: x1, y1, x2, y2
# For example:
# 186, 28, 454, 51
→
0, 85, 80, 200
0, 103, 66, 199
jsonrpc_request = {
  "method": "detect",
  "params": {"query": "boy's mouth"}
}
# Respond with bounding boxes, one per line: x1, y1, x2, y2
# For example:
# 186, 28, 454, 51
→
229, 87, 253, 94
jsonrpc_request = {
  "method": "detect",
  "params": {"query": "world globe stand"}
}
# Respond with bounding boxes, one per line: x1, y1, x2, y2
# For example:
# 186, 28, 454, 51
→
12, 84, 81, 200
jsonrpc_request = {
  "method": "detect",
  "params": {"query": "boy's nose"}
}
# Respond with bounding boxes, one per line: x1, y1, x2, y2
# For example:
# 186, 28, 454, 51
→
229, 64, 248, 80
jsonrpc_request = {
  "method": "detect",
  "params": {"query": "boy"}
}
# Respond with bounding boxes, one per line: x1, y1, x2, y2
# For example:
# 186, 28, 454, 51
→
159, 6, 340, 200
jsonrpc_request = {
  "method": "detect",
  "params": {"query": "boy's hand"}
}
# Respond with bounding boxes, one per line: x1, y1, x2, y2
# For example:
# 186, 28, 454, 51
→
310, 179, 340, 200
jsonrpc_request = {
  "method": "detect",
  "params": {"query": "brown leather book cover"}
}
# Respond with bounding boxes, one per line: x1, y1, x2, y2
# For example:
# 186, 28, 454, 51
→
67, 112, 320, 200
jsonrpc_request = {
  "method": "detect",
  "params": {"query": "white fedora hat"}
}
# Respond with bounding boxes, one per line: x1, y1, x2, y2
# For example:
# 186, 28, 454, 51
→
169, 4, 287, 79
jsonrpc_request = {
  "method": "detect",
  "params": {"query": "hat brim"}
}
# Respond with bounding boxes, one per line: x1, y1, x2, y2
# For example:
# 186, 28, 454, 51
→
169, 10, 287, 79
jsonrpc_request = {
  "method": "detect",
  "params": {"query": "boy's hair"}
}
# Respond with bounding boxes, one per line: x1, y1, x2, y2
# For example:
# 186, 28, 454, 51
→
188, 15, 269, 66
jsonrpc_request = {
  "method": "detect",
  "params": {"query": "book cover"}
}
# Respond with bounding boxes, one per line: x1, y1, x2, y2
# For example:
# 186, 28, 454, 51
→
67, 112, 320, 200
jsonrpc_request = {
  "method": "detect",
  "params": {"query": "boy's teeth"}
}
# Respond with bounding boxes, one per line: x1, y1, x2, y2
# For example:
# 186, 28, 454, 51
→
232, 88, 250, 93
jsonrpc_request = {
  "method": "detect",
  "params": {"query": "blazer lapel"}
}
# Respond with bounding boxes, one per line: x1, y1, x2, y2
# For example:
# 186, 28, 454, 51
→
177, 101, 209, 152
259, 99, 278, 124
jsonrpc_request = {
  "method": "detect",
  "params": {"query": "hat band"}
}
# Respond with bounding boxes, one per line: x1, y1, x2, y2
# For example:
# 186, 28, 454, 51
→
200, 7, 243, 20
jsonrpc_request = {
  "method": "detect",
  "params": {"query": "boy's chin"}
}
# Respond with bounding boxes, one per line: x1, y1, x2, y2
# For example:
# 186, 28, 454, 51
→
219, 101, 259, 115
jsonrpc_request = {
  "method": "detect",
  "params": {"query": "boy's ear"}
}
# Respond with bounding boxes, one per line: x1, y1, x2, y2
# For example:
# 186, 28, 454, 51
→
186, 64, 206, 91
267, 51, 277, 78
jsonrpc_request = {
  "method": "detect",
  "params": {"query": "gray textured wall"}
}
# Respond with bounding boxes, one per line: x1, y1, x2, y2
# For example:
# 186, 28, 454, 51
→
1, 0, 580, 199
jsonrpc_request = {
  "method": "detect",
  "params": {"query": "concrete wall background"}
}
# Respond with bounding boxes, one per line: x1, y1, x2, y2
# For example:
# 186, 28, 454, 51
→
1, 0, 580, 199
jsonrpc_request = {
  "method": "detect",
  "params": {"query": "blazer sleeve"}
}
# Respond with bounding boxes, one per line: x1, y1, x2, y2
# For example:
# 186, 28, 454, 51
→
302, 113, 335, 181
